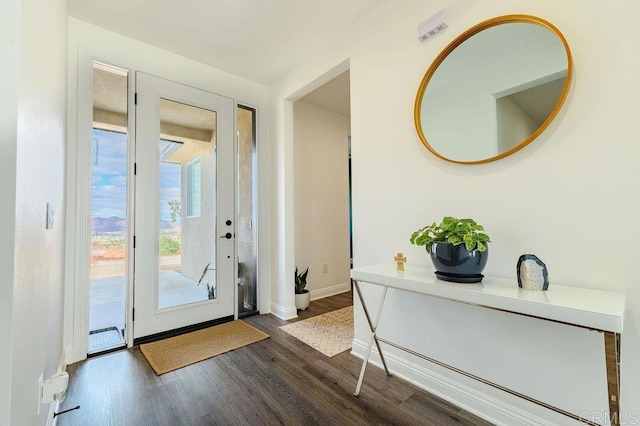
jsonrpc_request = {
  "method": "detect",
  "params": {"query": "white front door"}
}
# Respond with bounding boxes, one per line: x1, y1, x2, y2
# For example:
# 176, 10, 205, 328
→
134, 72, 235, 340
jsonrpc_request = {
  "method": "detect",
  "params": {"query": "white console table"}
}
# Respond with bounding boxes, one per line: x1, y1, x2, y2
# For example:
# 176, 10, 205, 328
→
351, 263, 625, 426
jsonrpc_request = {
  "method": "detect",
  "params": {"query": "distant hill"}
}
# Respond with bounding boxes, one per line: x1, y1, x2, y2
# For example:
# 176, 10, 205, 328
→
92, 216, 126, 233
160, 220, 181, 231
93, 216, 180, 233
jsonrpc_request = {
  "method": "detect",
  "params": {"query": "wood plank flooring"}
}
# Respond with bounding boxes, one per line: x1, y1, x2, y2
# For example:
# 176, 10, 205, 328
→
57, 292, 492, 426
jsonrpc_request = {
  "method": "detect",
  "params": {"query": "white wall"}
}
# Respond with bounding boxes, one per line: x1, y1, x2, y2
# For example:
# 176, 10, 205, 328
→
270, 0, 640, 423
0, 0, 68, 424
181, 146, 215, 281
293, 101, 351, 300
0, 0, 20, 423
65, 18, 271, 362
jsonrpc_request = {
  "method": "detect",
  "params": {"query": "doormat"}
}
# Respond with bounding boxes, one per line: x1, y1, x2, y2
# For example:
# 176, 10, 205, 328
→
140, 320, 269, 375
280, 307, 353, 357
88, 326, 124, 354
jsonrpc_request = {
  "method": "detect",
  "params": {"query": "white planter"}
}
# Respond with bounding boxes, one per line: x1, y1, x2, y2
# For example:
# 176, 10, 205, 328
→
295, 291, 310, 310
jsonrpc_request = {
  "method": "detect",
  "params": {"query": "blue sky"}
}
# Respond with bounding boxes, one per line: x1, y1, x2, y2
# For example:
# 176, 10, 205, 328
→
91, 129, 181, 222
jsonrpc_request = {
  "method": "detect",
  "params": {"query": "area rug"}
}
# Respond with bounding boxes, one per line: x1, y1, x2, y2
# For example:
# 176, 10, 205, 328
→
140, 320, 269, 375
280, 306, 353, 357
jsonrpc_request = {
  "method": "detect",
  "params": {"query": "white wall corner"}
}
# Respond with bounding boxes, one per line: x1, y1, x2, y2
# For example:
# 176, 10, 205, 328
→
270, 302, 298, 321
351, 339, 569, 426
310, 283, 351, 301
46, 400, 60, 426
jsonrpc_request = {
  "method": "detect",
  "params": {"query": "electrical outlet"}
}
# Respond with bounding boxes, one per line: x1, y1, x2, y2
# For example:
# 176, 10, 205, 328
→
322, 263, 329, 273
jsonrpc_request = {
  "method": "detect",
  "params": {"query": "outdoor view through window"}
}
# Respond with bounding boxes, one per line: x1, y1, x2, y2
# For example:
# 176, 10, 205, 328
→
90, 63, 129, 354
89, 63, 259, 353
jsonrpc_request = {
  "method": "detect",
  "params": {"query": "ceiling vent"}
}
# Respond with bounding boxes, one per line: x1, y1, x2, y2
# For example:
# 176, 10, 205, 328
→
418, 9, 448, 43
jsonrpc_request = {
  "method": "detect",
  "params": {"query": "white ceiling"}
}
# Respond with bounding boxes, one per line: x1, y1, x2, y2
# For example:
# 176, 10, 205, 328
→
68, 0, 381, 85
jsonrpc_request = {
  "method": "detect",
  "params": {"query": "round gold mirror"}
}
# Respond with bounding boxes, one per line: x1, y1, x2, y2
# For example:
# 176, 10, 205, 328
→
414, 15, 573, 165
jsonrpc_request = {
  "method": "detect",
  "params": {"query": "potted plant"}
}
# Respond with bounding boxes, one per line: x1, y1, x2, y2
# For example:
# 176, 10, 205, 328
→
294, 267, 310, 310
410, 216, 491, 282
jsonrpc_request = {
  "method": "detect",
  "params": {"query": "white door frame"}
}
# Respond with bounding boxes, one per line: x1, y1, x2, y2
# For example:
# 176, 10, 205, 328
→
64, 54, 138, 363
65, 57, 238, 362
64, 33, 270, 364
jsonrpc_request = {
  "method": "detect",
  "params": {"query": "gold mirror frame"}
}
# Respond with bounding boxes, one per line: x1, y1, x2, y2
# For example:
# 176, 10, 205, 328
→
414, 15, 573, 165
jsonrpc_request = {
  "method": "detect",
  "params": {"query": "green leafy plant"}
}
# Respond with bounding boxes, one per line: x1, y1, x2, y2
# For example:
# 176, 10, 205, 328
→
410, 216, 490, 253
295, 267, 309, 294
159, 236, 181, 255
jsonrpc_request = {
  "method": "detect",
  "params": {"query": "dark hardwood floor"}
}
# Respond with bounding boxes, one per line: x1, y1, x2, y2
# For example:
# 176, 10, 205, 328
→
58, 292, 491, 426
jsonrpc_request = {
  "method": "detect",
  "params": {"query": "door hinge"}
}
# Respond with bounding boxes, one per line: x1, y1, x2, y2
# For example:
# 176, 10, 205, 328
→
134, 162, 137, 175
134, 92, 137, 105
133, 235, 136, 248
132, 308, 135, 322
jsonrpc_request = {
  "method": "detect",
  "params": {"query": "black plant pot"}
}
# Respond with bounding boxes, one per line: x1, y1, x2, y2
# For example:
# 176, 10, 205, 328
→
430, 242, 488, 282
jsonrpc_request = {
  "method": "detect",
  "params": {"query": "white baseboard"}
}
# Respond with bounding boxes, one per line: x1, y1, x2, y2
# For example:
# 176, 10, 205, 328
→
310, 282, 351, 301
351, 339, 571, 426
270, 302, 298, 320
270, 284, 351, 320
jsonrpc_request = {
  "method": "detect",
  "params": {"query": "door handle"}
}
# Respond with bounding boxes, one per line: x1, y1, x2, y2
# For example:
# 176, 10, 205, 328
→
220, 232, 233, 239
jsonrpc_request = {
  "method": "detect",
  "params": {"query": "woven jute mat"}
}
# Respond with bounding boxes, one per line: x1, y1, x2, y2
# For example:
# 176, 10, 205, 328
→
140, 320, 269, 375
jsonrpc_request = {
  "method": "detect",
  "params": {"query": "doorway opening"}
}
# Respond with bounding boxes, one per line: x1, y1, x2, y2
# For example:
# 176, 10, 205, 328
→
293, 69, 352, 301
86, 64, 258, 351
89, 62, 129, 355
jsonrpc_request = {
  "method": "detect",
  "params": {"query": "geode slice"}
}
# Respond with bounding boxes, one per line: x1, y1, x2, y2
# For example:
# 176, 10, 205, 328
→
517, 254, 549, 291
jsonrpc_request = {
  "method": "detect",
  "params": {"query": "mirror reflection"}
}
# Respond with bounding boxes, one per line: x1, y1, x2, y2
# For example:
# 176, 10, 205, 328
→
415, 16, 572, 164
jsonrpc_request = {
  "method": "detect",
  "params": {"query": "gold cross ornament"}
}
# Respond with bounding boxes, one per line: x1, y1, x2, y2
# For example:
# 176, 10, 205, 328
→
394, 252, 407, 271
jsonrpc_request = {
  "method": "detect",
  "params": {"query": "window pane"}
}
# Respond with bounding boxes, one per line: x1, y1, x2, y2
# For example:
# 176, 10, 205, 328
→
237, 105, 257, 316
89, 62, 128, 354
158, 98, 216, 309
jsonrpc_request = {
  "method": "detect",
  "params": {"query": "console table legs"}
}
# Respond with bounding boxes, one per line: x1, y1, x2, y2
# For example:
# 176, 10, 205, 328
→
353, 280, 391, 397
351, 279, 620, 425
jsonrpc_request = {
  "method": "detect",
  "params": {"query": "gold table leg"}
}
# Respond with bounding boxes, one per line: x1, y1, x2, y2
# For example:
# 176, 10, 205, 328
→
604, 332, 620, 426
